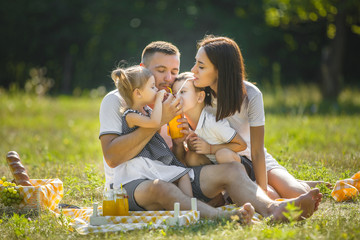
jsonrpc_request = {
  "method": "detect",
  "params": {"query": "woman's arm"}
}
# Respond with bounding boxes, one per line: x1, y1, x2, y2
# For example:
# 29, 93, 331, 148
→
100, 129, 157, 168
250, 126, 267, 191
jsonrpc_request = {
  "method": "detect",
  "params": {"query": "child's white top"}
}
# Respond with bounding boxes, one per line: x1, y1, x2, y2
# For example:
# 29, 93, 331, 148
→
194, 108, 237, 163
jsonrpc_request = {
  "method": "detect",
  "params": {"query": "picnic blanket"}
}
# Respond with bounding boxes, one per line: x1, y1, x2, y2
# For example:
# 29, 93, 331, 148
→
331, 171, 360, 202
52, 207, 200, 234
52, 204, 262, 235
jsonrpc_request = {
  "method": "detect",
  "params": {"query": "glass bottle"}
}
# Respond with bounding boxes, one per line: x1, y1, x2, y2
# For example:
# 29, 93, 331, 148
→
102, 186, 115, 216
114, 184, 129, 216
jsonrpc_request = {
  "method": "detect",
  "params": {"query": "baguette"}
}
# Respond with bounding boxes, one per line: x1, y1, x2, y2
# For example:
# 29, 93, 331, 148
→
6, 151, 32, 186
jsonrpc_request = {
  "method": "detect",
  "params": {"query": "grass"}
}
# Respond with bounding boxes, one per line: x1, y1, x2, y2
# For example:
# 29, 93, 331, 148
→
0, 85, 360, 239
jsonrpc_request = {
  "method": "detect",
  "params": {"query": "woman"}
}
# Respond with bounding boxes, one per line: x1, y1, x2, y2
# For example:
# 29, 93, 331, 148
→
190, 35, 317, 199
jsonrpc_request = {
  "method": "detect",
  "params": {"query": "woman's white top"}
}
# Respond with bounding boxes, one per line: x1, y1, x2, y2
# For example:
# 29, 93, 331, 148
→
205, 81, 284, 171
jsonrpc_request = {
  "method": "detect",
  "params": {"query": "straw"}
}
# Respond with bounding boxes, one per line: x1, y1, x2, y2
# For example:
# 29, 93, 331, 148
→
176, 79, 190, 95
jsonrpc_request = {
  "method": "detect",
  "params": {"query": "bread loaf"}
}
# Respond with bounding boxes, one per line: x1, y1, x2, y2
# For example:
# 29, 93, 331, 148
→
6, 151, 32, 186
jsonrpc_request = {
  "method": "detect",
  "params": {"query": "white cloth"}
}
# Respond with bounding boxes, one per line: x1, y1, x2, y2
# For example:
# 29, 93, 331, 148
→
194, 109, 236, 163
204, 81, 285, 171
109, 157, 190, 189
99, 89, 190, 189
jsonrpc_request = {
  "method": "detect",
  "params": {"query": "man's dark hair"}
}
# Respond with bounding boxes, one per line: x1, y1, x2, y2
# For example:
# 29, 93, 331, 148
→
141, 41, 180, 67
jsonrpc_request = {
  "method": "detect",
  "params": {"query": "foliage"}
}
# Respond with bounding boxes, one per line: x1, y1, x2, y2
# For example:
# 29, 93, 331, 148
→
262, 0, 360, 99
0, 0, 359, 96
263, 0, 360, 33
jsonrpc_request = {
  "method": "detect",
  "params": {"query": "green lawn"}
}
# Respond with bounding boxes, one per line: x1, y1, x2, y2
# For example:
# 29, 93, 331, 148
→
0, 87, 359, 239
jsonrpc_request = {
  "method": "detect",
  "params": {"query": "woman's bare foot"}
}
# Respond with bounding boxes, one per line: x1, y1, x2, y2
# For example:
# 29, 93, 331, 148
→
300, 180, 333, 189
221, 202, 255, 225
270, 188, 322, 222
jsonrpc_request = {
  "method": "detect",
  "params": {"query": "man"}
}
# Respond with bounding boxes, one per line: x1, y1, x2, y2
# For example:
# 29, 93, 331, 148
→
99, 41, 322, 222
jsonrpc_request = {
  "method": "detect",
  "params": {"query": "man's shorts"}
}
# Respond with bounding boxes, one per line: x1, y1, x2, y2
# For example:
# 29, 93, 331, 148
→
123, 156, 257, 210
123, 179, 147, 211
122, 167, 212, 211
240, 156, 256, 181
123, 166, 213, 211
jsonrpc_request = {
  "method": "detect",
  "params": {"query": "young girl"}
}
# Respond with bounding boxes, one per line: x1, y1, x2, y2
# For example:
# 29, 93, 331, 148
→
171, 72, 256, 180
111, 65, 193, 197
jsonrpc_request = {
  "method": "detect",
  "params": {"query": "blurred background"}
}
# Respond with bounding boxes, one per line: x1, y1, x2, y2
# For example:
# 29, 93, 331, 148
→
1, 0, 359, 101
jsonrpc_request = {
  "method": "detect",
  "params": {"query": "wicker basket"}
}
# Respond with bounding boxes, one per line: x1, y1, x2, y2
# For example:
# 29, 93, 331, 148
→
0, 179, 63, 215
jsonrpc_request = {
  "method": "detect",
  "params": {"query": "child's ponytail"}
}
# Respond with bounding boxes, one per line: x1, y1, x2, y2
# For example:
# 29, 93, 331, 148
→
111, 66, 153, 109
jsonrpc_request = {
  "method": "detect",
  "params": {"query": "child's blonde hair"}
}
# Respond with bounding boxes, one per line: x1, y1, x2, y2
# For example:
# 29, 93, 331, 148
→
111, 65, 153, 108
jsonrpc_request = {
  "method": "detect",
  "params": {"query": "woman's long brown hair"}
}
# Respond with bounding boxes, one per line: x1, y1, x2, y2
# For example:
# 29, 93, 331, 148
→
198, 35, 247, 121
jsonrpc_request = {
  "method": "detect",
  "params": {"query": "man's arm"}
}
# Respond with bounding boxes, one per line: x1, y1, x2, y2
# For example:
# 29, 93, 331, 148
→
99, 91, 158, 168
100, 94, 182, 168
100, 128, 157, 168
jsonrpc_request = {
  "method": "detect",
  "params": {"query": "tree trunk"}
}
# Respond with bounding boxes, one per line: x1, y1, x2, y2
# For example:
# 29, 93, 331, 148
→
320, 9, 346, 101
61, 52, 73, 94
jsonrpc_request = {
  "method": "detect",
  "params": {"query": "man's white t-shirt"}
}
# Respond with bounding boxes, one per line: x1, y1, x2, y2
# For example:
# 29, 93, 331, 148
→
205, 81, 284, 171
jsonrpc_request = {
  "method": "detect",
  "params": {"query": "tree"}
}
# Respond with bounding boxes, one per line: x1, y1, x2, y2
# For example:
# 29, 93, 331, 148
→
263, 0, 360, 100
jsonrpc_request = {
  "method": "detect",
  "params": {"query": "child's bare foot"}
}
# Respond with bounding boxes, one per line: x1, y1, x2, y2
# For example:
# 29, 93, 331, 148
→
221, 202, 255, 225
271, 188, 322, 222
237, 203, 255, 225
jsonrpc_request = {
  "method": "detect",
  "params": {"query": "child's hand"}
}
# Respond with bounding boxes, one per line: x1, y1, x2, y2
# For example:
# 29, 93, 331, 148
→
156, 89, 167, 102
186, 132, 198, 152
190, 137, 211, 154
162, 92, 170, 102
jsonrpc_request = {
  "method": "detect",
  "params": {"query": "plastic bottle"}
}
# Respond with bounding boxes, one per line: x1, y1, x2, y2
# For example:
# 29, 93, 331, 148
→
168, 115, 184, 139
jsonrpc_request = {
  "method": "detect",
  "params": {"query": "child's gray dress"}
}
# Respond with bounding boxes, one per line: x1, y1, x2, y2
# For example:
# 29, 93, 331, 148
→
111, 107, 190, 188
